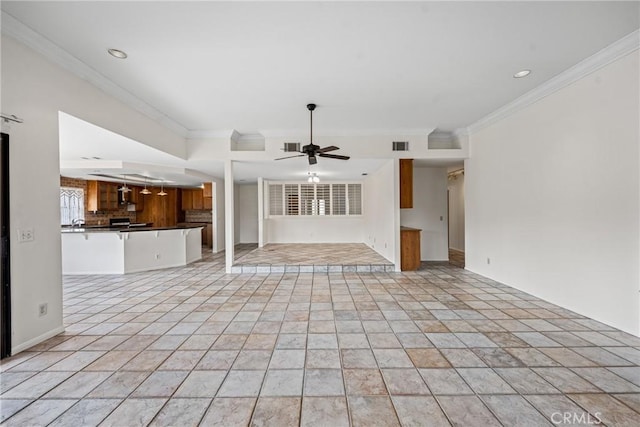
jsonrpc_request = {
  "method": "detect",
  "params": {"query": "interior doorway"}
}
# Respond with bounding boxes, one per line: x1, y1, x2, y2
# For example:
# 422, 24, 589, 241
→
447, 166, 465, 268
1, 132, 11, 358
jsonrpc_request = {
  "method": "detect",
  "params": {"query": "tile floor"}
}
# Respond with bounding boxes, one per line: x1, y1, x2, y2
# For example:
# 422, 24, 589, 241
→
1, 247, 640, 426
233, 243, 394, 274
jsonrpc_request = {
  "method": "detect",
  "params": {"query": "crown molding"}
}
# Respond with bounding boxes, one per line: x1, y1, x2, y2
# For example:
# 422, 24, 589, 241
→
467, 29, 640, 136
1, 11, 189, 138
259, 128, 435, 139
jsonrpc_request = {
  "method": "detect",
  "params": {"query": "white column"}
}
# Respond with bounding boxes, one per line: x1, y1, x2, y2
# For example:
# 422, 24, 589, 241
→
257, 177, 265, 248
393, 159, 402, 272
224, 160, 234, 273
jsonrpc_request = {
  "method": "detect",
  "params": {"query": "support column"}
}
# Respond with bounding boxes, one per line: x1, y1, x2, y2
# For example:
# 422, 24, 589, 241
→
394, 159, 402, 272
258, 177, 265, 248
224, 160, 234, 273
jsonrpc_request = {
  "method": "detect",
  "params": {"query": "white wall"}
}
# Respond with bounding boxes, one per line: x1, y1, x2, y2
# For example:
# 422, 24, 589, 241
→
234, 184, 240, 244
448, 172, 465, 251
211, 178, 225, 253
1, 35, 186, 353
267, 217, 364, 244
400, 167, 449, 261
364, 159, 397, 263
239, 184, 259, 243
466, 51, 639, 335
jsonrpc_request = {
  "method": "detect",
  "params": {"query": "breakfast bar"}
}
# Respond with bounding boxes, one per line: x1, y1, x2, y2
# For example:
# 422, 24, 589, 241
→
61, 225, 203, 274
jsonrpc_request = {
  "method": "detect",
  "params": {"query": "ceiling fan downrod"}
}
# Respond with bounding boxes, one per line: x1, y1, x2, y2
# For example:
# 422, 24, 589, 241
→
307, 103, 316, 146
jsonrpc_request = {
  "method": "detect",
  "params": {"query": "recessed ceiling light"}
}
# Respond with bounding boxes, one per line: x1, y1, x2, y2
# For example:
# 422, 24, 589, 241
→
513, 69, 531, 78
108, 48, 128, 59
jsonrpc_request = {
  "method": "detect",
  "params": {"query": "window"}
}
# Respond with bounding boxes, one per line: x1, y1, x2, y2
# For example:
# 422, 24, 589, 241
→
332, 184, 346, 215
285, 184, 299, 215
348, 184, 362, 215
315, 184, 330, 216
268, 183, 362, 217
60, 187, 84, 225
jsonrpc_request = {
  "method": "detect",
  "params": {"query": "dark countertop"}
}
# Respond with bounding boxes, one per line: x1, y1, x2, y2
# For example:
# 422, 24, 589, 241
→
61, 224, 204, 234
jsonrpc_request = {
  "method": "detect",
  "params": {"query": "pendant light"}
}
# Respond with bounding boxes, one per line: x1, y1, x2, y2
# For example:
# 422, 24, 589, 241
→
157, 181, 167, 196
118, 174, 132, 193
140, 178, 152, 195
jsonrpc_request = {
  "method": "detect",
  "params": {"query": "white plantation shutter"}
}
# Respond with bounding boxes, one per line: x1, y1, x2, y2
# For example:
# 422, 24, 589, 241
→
285, 184, 299, 215
316, 184, 330, 216
348, 184, 362, 215
267, 182, 361, 216
300, 184, 315, 215
332, 184, 346, 215
269, 184, 283, 216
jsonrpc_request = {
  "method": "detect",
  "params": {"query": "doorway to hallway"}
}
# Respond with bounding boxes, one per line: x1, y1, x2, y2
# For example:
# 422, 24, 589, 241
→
447, 166, 465, 268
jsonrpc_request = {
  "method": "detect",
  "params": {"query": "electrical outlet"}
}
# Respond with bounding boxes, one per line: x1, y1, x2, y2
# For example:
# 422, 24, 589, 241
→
38, 303, 47, 317
440, 216, 443, 221
18, 228, 34, 242
487, 257, 491, 265
155, 253, 160, 260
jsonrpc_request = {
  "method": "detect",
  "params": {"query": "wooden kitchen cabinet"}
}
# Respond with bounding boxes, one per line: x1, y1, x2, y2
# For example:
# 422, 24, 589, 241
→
87, 180, 119, 212
181, 188, 210, 210
400, 159, 413, 208
128, 186, 145, 212
203, 182, 212, 198
192, 189, 204, 210
181, 189, 193, 210
400, 226, 421, 271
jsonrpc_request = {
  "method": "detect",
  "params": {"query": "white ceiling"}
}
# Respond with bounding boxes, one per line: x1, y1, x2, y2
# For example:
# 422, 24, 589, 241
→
3, 1, 638, 184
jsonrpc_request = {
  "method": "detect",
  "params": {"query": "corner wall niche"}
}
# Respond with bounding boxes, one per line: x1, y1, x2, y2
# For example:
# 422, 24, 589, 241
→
230, 132, 265, 151
428, 130, 461, 149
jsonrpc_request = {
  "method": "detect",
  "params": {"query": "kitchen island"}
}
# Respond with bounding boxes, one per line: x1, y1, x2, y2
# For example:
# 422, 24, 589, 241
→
61, 225, 203, 274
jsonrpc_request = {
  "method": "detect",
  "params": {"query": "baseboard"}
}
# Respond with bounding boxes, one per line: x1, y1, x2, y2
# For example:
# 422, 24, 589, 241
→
12, 325, 65, 354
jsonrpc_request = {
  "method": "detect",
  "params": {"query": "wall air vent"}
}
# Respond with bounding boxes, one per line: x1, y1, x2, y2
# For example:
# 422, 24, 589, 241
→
283, 142, 301, 152
392, 141, 409, 151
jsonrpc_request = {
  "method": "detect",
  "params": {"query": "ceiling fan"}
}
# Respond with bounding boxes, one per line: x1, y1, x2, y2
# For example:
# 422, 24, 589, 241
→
275, 103, 350, 165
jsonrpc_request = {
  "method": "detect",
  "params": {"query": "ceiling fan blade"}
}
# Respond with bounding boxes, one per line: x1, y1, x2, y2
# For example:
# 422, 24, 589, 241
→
319, 153, 350, 160
317, 145, 339, 153
275, 154, 305, 160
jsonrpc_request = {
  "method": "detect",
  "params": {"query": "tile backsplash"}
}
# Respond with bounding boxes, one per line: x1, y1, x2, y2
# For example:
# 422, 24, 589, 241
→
185, 210, 213, 223
60, 176, 136, 226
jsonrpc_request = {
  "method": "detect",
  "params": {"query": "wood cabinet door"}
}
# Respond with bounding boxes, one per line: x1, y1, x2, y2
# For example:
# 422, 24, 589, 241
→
203, 182, 212, 198
106, 183, 119, 210
203, 196, 212, 210
192, 190, 204, 210
181, 189, 192, 210
400, 159, 414, 208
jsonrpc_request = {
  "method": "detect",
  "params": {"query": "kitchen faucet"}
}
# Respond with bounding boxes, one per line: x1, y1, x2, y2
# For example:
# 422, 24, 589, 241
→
71, 218, 85, 227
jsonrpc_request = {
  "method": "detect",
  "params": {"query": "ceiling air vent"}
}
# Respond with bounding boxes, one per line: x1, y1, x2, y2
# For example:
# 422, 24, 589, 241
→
283, 142, 301, 152
392, 141, 409, 151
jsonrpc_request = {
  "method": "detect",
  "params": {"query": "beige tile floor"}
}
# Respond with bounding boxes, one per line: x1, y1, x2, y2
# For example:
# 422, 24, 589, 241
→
233, 243, 393, 274
1, 247, 640, 426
